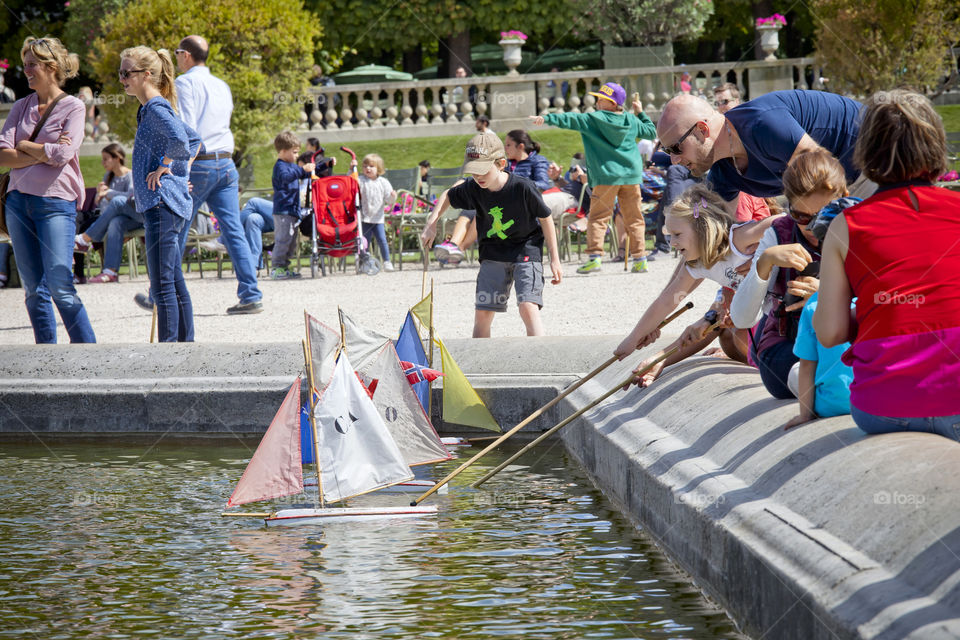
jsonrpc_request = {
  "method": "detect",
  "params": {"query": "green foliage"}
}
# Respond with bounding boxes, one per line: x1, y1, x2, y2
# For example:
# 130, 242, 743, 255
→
63, 0, 131, 75
0, 0, 68, 82
813, 0, 960, 95
310, 0, 582, 67
589, 0, 715, 46
90, 0, 322, 158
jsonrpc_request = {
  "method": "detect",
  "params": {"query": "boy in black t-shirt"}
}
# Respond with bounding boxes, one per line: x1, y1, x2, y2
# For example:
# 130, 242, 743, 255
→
441, 132, 563, 337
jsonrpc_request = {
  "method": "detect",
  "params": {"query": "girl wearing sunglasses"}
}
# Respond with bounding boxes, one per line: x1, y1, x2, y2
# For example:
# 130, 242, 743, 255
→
118, 46, 201, 342
730, 150, 850, 399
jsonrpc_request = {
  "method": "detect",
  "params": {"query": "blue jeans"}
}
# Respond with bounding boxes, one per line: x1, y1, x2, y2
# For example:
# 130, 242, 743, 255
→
750, 315, 798, 400
183, 157, 262, 303
145, 204, 194, 342
852, 406, 960, 442
363, 222, 391, 261
5, 191, 96, 343
85, 195, 144, 272
0, 241, 11, 278
240, 197, 274, 270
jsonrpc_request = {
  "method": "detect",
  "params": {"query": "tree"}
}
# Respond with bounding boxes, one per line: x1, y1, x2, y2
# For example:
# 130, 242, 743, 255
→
813, 0, 960, 96
310, 0, 582, 76
90, 0, 322, 159
589, 0, 715, 47
672, 1, 816, 64
0, 0, 69, 96
63, 0, 132, 76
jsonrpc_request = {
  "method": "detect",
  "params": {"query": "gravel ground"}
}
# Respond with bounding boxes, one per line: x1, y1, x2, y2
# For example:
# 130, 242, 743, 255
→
0, 253, 717, 345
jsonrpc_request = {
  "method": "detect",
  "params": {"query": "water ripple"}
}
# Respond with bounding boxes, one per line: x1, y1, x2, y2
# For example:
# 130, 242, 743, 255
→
0, 443, 743, 640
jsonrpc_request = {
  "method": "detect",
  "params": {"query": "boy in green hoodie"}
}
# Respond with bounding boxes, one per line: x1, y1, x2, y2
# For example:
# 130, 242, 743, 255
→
531, 82, 657, 274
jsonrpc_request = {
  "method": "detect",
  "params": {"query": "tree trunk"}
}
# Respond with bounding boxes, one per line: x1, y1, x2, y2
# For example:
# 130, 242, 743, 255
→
439, 29, 471, 78
402, 45, 423, 74
752, 0, 776, 60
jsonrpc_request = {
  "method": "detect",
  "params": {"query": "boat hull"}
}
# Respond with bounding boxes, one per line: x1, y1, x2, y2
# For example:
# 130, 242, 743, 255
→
302, 478, 448, 494
266, 505, 439, 526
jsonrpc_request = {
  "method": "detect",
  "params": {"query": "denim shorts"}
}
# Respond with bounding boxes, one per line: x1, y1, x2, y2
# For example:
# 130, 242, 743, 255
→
475, 259, 544, 312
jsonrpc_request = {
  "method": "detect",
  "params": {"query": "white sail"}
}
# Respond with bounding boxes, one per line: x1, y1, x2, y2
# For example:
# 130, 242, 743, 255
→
306, 312, 341, 392
314, 354, 414, 503
357, 343, 451, 467
339, 308, 391, 370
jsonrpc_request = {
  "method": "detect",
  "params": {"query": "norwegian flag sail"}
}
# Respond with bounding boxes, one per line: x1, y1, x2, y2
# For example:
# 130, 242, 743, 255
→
400, 360, 443, 386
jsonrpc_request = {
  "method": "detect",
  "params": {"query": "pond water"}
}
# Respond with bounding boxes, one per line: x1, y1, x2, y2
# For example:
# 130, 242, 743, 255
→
0, 442, 744, 639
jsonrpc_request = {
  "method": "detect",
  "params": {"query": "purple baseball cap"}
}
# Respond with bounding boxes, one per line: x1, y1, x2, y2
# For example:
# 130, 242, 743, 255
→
589, 82, 626, 107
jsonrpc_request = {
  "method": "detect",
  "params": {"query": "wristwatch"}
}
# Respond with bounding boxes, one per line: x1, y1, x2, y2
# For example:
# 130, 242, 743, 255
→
704, 309, 719, 325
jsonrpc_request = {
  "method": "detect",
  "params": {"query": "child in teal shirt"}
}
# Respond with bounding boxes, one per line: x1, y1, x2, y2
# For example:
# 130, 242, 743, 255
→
785, 292, 854, 429
531, 82, 657, 274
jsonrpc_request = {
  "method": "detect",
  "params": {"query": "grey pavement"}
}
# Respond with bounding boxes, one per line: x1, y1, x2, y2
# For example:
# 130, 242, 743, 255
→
0, 253, 716, 345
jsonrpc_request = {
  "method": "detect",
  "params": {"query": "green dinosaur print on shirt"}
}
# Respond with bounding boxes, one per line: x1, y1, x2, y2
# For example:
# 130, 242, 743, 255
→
486, 205, 514, 239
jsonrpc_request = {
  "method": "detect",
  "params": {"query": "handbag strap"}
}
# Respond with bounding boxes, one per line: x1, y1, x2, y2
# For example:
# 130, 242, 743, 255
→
24, 92, 68, 143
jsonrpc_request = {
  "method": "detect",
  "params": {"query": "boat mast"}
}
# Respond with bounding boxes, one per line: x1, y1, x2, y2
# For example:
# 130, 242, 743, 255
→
427, 280, 435, 421
302, 317, 325, 509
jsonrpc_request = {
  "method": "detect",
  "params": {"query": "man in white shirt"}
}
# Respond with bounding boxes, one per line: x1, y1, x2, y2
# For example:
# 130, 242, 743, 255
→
175, 35, 263, 315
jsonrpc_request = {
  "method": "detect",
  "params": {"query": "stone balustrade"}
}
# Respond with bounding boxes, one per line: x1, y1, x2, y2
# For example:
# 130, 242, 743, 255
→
1, 56, 823, 155
297, 57, 824, 142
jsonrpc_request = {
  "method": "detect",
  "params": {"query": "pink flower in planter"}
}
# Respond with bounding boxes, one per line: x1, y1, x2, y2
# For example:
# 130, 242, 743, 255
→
756, 14, 787, 27
499, 30, 528, 41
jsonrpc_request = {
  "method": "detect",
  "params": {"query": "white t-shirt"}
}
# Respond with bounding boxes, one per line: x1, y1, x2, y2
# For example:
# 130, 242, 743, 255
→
358, 175, 394, 224
684, 223, 752, 289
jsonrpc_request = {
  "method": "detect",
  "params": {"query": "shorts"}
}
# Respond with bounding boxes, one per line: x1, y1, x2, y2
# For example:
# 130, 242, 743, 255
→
475, 259, 544, 312
459, 209, 477, 222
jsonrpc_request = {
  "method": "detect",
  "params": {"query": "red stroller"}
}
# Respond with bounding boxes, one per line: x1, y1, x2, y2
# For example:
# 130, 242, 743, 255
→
308, 147, 379, 277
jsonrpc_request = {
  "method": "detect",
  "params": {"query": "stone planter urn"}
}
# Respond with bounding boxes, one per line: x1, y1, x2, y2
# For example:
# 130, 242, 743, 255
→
757, 24, 782, 61
499, 31, 527, 76
756, 15, 786, 61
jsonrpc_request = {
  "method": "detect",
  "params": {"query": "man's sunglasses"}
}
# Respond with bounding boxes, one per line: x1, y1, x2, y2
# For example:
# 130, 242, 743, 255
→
656, 123, 698, 156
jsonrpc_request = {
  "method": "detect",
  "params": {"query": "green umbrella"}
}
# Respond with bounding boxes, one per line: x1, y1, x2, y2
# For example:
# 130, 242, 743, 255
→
332, 64, 414, 84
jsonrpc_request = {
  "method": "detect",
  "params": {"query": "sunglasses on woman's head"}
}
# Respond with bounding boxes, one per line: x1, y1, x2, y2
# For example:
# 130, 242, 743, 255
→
657, 123, 698, 156
118, 69, 146, 80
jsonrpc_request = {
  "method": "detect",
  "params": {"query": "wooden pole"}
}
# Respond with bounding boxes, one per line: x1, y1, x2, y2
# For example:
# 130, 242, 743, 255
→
221, 512, 272, 518
623, 235, 629, 272
410, 301, 695, 505
302, 315, 325, 509
150, 304, 157, 343
472, 318, 720, 488
427, 280, 435, 428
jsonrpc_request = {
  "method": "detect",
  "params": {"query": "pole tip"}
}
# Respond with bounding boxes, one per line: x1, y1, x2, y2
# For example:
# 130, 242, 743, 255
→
409, 501, 417, 507
685, 301, 694, 309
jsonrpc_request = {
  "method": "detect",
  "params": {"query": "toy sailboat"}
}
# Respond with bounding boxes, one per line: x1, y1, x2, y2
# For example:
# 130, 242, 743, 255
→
222, 351, 438, 527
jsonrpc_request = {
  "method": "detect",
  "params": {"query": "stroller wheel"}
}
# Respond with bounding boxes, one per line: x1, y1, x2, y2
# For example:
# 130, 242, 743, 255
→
310, 255, 318, 279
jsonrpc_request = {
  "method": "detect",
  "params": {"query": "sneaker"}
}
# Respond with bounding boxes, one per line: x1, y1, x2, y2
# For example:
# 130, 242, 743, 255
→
74, 236, 91, 253
285, 268, 302, 279
227, 300, 264, 315
382, 261, 395, 272
576, 257, 602, 274
199, 239, 228, 253
271, 268, 289, 280
434, 241, 464, 265
631, 258, 648, 273
134, 292, 154, 311
645, 252, 657, 262
88, 272, 118, 283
